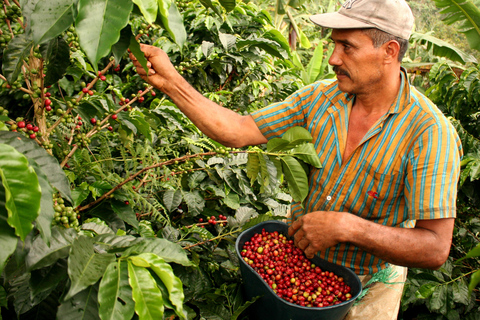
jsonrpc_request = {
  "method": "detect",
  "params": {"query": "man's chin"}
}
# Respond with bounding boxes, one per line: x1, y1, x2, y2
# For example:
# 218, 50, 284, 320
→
336, 80, 353, 94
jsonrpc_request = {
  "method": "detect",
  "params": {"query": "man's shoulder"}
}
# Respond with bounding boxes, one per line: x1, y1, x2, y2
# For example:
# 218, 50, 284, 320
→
406, 85, 460, 140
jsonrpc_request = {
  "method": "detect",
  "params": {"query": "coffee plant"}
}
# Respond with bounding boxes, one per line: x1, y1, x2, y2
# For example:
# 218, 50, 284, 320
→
0, 1, 328, 318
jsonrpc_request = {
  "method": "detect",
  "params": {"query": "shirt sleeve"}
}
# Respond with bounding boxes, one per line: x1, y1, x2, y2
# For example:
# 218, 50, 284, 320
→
404, 120, 463, 220
251, 84, 319, 139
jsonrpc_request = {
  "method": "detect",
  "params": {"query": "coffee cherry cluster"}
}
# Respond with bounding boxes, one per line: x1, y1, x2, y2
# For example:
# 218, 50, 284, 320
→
52, 193, 80, 230
65, 26, 79, 52
198, 214, 227, 227
175, 58, 200, 75
241, 229, 353, 308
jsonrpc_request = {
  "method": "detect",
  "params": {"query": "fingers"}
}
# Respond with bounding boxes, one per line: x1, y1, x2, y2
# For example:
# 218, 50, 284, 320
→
288, 218, 302, 236
304, 245, 316, 259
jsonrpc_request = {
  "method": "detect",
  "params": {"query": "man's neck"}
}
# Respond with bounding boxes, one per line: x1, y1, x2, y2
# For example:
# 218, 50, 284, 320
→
353, 69, 402, 115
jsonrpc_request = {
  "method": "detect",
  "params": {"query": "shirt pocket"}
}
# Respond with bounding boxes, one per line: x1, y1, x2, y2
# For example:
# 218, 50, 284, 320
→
357, 162, 404, 220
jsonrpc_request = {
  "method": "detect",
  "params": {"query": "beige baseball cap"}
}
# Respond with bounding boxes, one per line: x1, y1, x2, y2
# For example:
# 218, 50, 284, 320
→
310, 0, 414, 40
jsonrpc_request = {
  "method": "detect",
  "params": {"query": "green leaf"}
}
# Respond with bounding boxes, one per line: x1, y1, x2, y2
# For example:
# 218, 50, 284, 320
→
81, 221, 114, 235
468, 269, 480, 293
157, 0, 187, 50
133, 0, 158, 24
198, 0, 222, 17
188, 171, 207, 189
305, 41, 325, 84
30, 260, 68, 300
112, 25, 132, 65
71, 183, 90, 207
0, 285, 7, 308
65, 235, 116, 300
434, 0, 480, 52
131, 253, 185, 319
267, 138, 290, 152
218, 0, 236, 12
0, 131, 72, 204
128, 260, 165, 320
219, 32, 237, 51
41, 37, 71, 86
451, 279, 470, 304
0, 144, 41, 241
75, 0, 133, 70
411, 32, 478, 64
223, 192, 240, 210
2, 33, 34, 83
29, 161, 55, 245
0, 204, 18, 275
29, 0, 75, 45
429, 283, 447, 314
163, 189, 183, 213
415, 282, 438, 299
26, 227, 77, 271
57, 283, 101, 320
98, 261, 135, 320
290, 143, 322, 168
128, 35, 149, 75
280, 156, 309, 204
111, 199, 139, 228
125, 110, 153, 142
283, 126, 313, 146
183, 190, 205, 216
246, 152, 260, 184
456, 242, 480, 262
123, 238, 193, 266
264, 29, 291, 53
237, 37, 288, 59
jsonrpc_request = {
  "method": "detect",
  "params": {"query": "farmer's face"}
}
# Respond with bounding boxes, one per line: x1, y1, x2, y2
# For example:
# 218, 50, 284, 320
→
328, 29, 386, 95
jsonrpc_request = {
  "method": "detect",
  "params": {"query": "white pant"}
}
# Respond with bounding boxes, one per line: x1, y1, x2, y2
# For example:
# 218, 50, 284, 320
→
345, 265, 408, 320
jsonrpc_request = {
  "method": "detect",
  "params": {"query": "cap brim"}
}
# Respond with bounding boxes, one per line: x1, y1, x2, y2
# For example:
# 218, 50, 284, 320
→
310, 12, 374, 30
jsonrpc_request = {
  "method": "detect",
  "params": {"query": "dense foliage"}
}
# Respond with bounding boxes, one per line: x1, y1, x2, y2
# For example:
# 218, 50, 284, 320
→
0, 0, 479, 319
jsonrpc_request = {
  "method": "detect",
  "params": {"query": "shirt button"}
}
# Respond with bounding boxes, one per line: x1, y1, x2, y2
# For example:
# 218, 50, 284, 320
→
326, 196, 332, 201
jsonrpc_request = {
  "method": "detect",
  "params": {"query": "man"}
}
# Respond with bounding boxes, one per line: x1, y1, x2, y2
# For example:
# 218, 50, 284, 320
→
131, 0, 462, 318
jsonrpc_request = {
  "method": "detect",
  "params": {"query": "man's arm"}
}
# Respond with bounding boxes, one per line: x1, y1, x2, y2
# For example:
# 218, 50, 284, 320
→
288, 211, 454, 269
130, 45, 267, 148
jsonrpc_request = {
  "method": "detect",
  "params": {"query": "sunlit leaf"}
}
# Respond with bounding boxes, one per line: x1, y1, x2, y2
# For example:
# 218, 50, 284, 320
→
98, 261, 135, 320
75, 0, 133, 70
280, 156, 309, 204
131, 253, 185, 319
0, 144, 41, 241
128, 260, 164, 320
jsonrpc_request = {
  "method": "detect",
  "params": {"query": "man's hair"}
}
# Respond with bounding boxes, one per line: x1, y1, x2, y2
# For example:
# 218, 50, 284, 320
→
361, 29, 409, 62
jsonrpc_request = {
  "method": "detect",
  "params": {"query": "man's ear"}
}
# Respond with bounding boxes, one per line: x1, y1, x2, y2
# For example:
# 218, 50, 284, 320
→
384, 40, 400, 63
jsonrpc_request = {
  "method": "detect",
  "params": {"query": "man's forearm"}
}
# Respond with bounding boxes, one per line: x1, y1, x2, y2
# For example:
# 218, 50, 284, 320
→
161, 75, 267, 148
290, 211, 454, 269
339, 213, 454, 269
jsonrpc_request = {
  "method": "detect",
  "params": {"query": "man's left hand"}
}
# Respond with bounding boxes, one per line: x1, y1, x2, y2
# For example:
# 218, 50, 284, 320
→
288, 211, 345, 259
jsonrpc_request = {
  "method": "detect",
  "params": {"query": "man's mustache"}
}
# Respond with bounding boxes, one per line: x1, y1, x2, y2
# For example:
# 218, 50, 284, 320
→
333, 66, 350, 78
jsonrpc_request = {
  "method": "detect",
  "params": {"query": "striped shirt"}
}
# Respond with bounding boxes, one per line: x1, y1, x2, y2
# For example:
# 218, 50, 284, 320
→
251, 69, 463, 275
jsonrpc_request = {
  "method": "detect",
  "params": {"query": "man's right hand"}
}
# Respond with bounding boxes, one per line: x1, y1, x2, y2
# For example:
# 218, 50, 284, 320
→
129, 44, 178, 93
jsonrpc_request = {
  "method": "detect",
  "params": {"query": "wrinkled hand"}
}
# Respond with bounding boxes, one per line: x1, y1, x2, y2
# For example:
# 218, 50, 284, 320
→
287, 211, 344, 259
129, 44, 179, 92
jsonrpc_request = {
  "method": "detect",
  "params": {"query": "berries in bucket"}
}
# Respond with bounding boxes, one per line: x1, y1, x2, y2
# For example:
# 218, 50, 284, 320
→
240, 229, 352, 308
235, 220, 362, 320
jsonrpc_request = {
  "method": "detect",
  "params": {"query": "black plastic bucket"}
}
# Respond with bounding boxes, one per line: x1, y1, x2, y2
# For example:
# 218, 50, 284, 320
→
235, 220, 362, 320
